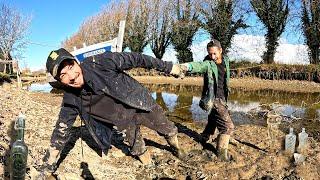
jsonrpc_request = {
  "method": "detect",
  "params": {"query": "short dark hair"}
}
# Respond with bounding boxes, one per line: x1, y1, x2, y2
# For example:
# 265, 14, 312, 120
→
207, 39, 221, 49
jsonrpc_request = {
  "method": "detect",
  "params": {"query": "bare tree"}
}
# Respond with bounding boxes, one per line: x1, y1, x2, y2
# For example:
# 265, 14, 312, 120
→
62, 0, 127, 51
171, 0, 201, 63
149, 0, 174, 59
301, 0, 320, 64
124, 0, 151, 52
96, 0, 128, 43
200, 0, 247, 55
62, 32, 85, 51
0, 3, 31, 73
78, 16, 101, 45
251, 0, 289, 64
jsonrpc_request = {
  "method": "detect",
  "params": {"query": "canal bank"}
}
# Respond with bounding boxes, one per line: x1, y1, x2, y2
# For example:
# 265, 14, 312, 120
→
0, 80, 320, 179
17, 75, 320, 93
134, 76, 320, 93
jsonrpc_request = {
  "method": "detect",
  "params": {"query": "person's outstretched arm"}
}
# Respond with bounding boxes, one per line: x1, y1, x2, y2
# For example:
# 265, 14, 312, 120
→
180, 61, 211, 74
39, 92, 78, 177
109, 52, 173, 73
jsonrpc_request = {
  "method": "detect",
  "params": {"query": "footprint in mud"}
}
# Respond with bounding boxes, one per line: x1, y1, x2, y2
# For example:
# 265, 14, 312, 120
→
186, 149, 217, 163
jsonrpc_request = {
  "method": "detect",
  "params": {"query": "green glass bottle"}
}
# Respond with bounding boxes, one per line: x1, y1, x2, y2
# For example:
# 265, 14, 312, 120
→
10, 114, 28, 180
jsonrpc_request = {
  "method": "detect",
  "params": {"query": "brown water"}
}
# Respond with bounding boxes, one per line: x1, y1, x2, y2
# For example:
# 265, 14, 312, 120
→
144, 84, 320, 139
28, 82, 320, 139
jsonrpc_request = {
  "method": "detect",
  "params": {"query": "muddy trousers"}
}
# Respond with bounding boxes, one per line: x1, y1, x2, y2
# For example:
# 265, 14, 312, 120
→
116, 104, 178, 156
202, 98, 234, 136
48, 103, 177, 160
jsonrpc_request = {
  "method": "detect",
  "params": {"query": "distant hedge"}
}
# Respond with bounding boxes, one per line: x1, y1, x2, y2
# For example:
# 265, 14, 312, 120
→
230, 62, 320, 82
127, 62, 320, 83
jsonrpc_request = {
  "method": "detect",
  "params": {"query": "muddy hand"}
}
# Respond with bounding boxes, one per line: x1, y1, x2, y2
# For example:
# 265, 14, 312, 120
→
179, 63, 189, 79
170, 64, 185, 79
178, 72, 185, 79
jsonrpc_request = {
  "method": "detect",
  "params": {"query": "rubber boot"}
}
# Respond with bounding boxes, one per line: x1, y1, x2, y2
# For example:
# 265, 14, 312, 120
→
166, 134, 187, 160
217, 134, 231, 161
137, 150, 152, 165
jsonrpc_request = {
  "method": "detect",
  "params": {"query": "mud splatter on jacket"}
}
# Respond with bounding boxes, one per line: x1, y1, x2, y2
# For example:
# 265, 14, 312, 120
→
50, 52, 173, 154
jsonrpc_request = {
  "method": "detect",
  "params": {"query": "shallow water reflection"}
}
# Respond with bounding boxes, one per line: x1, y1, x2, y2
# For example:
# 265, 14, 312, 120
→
28, 83, 320, 122
26, 82, 53, 93
146, 84, 320, 123
28, 82, 320, 137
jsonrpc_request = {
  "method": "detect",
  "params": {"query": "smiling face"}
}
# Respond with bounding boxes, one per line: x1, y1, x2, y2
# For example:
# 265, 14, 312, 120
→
58, 59, 84, 88
207, 46, 223, 63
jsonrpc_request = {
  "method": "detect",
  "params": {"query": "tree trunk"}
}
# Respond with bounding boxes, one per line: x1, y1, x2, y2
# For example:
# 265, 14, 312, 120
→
3, 64, 7, 74
263, 32, 279, 64
176, 48, 193, 63
152, 45, 166, 59
310, 46, 320, 64
8, 63, 12, 74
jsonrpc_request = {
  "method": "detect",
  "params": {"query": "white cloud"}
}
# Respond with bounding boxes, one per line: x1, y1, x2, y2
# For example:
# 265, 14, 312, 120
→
274, 43, 308, 64
161, 45, 178, 63
144, 34, 310, 65
229, 34, 309, 64
228, 34, 266, 62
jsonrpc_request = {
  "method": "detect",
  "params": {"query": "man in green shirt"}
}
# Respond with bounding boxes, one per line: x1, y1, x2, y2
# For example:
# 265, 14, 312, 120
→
180, 39, 234, 161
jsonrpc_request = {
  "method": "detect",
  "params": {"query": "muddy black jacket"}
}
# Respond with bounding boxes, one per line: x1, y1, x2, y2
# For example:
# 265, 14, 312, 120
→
51, 52, 173, 154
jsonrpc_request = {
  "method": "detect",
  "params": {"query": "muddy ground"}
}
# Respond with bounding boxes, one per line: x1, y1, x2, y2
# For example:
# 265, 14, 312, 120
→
0, 79, 319, 180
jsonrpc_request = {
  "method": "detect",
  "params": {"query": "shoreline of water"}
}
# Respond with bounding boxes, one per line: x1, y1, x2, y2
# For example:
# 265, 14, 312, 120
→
134, 76, 320, 93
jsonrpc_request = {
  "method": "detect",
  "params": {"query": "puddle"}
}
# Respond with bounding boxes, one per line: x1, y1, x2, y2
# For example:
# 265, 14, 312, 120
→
25, 82, 53, 93
27, 82, 320, 137
27, 82, 320, 121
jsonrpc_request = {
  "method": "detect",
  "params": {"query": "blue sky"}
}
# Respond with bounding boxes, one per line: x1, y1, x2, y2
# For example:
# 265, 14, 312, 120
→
2, 0, 110, 70
1, 0, 306, 70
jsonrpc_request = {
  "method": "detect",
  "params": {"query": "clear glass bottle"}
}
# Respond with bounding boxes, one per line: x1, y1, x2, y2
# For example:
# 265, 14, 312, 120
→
10, 114, 28, 180
298, 128, 308, 152
285, 128, 296, 153
267, 115, 281, 151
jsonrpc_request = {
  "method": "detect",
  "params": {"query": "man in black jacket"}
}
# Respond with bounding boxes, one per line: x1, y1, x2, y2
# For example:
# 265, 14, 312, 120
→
39, 48, 185, 177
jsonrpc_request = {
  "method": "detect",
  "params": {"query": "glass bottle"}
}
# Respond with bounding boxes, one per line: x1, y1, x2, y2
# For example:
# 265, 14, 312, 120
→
285, 128, 296, 153
298, 128, 308, 153
267, 115, 281, 151
10, 114, 28, 180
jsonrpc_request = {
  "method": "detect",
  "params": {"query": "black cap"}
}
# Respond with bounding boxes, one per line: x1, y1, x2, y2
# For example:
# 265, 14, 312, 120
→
46, 48, 76, 79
